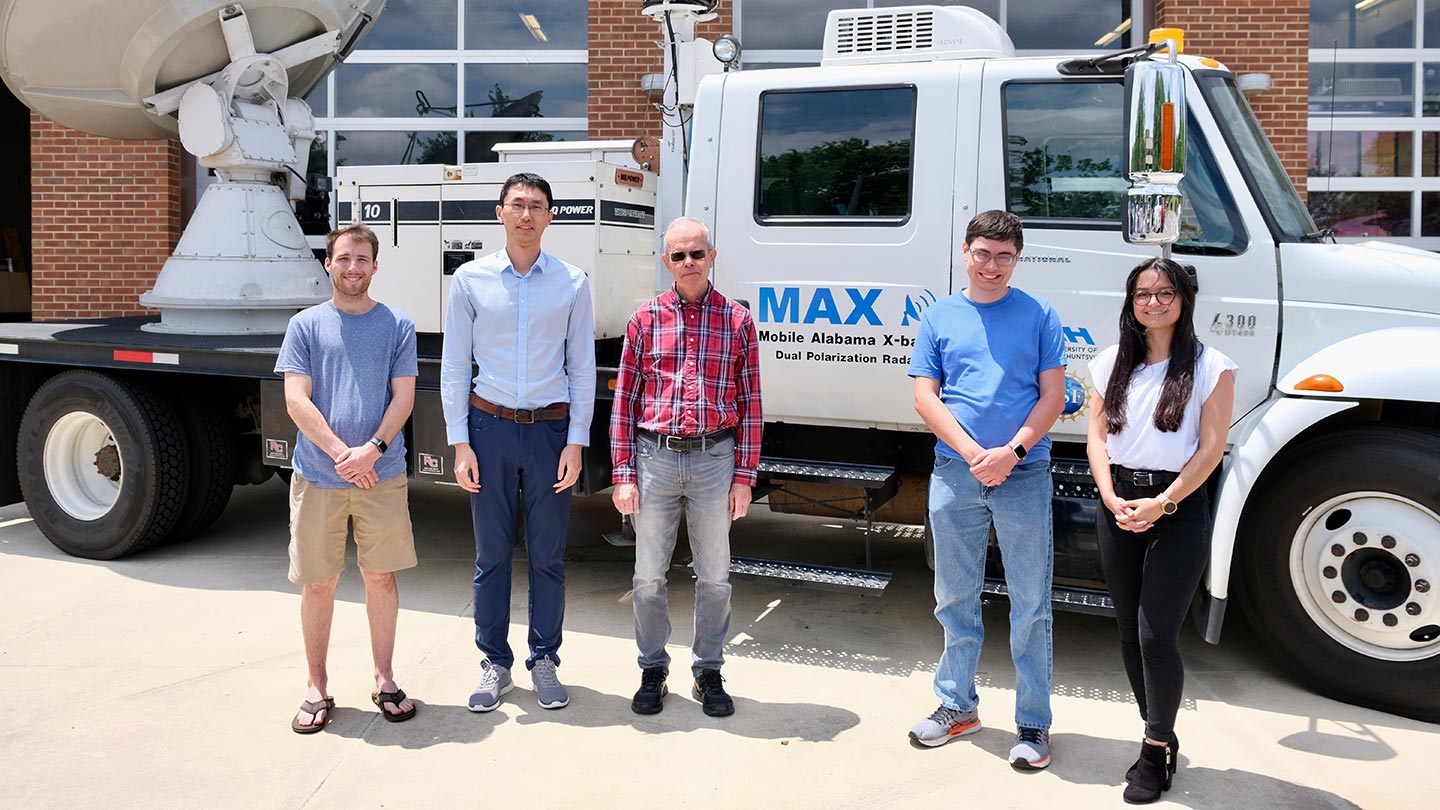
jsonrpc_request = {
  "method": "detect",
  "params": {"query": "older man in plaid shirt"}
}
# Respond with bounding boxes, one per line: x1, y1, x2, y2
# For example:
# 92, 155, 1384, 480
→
610, 216, 762, 717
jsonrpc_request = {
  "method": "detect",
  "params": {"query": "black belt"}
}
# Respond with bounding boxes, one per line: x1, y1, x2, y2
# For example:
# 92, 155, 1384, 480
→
641, 429, 732, 452
1113, 465, 1179, 488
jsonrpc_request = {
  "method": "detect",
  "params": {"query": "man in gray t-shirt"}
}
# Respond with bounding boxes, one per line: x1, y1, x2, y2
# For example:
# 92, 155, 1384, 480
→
274, 224, 419, 734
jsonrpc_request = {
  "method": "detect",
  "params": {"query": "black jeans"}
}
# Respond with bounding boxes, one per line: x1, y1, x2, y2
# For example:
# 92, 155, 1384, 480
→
1097, 476, 1211, 740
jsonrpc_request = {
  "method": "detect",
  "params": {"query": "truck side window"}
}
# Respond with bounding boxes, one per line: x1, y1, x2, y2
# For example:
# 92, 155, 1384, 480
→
756, 86, 916, 223
1003, 80, 1247, 254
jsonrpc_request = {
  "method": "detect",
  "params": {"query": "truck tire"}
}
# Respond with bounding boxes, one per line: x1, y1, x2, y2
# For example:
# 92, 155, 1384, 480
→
17, 371, 188, 559
1238, 426, 1440, 722
162, 396, 235, 544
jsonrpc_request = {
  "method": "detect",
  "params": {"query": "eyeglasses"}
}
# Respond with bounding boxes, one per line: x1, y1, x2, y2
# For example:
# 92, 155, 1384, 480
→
1133, 288, 1178, 305
968, 249, 1017, 267
504, 202, 551, 216
668, 249, 709, 263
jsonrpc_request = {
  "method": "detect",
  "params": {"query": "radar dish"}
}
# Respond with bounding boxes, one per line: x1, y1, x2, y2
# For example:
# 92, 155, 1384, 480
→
0, 0, 386, 139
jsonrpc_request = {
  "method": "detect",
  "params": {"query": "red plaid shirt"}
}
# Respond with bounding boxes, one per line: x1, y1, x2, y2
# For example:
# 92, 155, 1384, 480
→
610, 284, 763, 485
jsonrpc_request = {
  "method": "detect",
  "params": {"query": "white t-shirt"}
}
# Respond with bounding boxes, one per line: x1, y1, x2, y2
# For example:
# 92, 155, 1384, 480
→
1088, 344, 1237, 472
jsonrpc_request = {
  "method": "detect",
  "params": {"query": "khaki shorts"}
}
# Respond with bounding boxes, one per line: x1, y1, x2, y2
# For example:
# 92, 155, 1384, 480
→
288, 472, 417, 585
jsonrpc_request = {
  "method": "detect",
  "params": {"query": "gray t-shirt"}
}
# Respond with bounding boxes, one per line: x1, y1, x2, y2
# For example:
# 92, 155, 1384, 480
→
275, 301, 418, 488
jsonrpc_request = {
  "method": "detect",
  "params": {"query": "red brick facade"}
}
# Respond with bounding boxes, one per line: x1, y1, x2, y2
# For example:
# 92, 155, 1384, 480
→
588, 0, 733, 140
1155, 0, 1309, 197
29, 113, 181, 320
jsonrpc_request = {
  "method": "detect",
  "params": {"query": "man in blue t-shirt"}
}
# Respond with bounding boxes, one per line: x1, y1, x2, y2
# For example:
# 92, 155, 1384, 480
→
275, 223, 419, 734
906, 210, 1066, 769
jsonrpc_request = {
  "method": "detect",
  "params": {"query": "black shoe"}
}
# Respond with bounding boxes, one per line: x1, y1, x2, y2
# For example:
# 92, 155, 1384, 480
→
631, 666, 668, 715
1126, 732, 1178, 783
1123, 739, 1173, 804
692, 669, 734, 717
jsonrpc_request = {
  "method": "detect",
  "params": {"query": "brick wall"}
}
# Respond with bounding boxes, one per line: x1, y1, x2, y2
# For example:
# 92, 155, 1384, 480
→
589, 0, 734, 140
30, 113, 180, 320
1155, 0, 1309, 197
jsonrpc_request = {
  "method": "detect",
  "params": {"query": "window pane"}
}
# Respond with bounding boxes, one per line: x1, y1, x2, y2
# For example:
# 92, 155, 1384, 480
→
1308, 132, 1413, 177
1005, 81, 1124, 220
1421, 191, 1440, 234
465, 0, 586, 49
465, 130, 585, 161
1423, 132, 1440, 175
741, 0, 852, 50
1312, 0, 1414, 49
357, 0, 457, 49
1309, 63, 1414, 117
1308, 191, 1411, 237
303, 79, 328, 118
1006, 0, 1134, 50
756, 87, 915, 220
1176, 115, 1247, 254
463, 64, 587, 119
1423, 63, 1440, 116
1427, 0, 1440, 47
336, 131, 457, 165
335, 64, 457, 118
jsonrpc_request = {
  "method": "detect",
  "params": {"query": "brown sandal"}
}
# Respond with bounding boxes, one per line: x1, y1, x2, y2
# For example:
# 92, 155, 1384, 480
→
291, 697, 335, 734
372, 688, 417, 722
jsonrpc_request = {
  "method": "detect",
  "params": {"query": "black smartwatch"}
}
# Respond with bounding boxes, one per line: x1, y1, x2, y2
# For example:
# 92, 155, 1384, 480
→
368, 436, 388, 454
1011, 443, 1027, 461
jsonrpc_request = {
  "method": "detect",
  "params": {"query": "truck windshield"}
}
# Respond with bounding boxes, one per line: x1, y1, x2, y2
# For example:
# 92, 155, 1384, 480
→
1195, 71, 1318, 243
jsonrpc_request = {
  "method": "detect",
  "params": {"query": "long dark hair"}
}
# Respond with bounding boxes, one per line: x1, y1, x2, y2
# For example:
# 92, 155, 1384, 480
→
1104, 258, 1200, 435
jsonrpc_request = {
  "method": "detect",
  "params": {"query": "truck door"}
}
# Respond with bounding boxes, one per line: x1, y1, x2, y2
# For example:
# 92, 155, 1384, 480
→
976, 62, 1280, 443
348, 183, 443, 332
707, 62, 971, 429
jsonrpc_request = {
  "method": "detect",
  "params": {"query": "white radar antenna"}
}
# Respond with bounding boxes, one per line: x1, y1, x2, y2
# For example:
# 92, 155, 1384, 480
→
0, 1, 388, 334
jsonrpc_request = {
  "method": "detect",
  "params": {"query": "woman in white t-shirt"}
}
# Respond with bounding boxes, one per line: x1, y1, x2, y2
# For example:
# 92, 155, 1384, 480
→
1086, 257, 1236, 804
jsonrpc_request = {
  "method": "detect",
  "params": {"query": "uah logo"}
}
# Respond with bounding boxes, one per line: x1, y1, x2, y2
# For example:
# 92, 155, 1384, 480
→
901, 290, 938, 327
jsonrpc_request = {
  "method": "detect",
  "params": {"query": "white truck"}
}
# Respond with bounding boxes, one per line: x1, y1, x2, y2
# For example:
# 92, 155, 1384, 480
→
0, 1, 1436, 722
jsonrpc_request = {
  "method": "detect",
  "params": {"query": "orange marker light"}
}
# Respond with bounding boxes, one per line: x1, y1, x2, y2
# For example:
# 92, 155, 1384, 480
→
1295, 374, 1344, 393
608, 378, 618, 391
1199, 57, 1221, 69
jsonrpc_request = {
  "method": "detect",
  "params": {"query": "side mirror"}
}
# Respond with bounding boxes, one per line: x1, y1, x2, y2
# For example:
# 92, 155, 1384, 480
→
1123, 58, 1186, 245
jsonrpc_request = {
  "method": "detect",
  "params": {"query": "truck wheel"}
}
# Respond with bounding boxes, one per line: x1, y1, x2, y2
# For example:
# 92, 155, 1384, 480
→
17, 371, 188, 559
1239, 426, 1440, 722
162, 396, 235, 544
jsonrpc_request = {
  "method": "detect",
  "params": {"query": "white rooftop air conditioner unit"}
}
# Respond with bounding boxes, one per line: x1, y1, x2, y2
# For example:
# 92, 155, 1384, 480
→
821, 4, 1016, 66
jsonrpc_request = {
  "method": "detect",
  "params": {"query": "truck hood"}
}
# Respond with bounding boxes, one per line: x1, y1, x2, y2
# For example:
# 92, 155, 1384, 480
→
1280, 241, 1440, 315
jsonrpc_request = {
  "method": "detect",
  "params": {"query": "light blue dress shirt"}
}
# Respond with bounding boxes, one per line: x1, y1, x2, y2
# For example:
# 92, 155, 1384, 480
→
441, 249, 597, 447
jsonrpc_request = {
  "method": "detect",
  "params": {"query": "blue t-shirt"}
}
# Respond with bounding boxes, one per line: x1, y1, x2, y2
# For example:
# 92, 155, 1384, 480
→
275, 301, 419, 488
908, 287, 1066, 464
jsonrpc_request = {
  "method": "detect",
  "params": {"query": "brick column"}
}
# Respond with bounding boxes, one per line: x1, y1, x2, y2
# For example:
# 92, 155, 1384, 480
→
1155, 0, 1309, 197
589, 0, 735, 140
29, 114, 181, 320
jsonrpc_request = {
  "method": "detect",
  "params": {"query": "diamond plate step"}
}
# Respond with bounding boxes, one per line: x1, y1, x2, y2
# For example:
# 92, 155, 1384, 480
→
723, 556, 892, 595
981, 581, 1114, 615
757, 457, 897, 489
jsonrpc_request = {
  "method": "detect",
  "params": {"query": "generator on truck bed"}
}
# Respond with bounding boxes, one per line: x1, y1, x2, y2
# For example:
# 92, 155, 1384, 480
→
0, 0, 1438, 722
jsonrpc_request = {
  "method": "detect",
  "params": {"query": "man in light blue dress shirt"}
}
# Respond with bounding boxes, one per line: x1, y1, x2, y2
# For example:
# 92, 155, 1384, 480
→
440, 172, 597, 713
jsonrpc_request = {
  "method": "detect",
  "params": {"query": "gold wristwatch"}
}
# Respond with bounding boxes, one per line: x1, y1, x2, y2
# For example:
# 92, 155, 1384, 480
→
1159, 493, 1178, 515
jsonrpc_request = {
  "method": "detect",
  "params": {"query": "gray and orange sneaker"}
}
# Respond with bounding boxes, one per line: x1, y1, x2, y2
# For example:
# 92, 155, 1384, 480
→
1010, 727, 1052, 769
908, 704, 981, 747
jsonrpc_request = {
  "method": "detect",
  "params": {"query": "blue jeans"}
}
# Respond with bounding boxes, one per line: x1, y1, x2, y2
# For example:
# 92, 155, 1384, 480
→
467, 405, 572, 671
929, 455, 1054, 730
631, 432, 735, 678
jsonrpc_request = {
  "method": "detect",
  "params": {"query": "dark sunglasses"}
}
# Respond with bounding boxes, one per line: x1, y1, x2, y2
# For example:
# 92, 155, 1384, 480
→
668, 249, 709, 262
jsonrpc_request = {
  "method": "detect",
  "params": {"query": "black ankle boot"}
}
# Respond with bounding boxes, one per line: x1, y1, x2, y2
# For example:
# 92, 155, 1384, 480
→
1123, 740, 1172, 804
1126, 732, 1178, 782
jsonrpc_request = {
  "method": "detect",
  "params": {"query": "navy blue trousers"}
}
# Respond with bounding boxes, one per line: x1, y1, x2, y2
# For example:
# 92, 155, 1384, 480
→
467, 404, 572, 671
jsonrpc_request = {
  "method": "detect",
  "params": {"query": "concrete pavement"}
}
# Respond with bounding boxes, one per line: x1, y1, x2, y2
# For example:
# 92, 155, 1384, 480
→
1, 478, 1434, 809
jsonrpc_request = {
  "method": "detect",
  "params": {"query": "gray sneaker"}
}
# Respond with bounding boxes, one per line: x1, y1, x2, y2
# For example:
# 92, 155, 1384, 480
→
1010, 727, 1052, 769
531, 657, 569, 709
908, 704, 981, 747
467, 660, 513, 712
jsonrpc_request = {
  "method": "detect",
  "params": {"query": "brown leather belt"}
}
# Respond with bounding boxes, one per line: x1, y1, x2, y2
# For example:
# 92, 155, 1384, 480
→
471, 394, 569, 424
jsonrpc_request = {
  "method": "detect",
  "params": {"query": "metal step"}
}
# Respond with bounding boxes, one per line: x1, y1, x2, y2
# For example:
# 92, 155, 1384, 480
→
721, 555, 892, 596
981, 580, 1114, 615
758, 457, 897, 489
